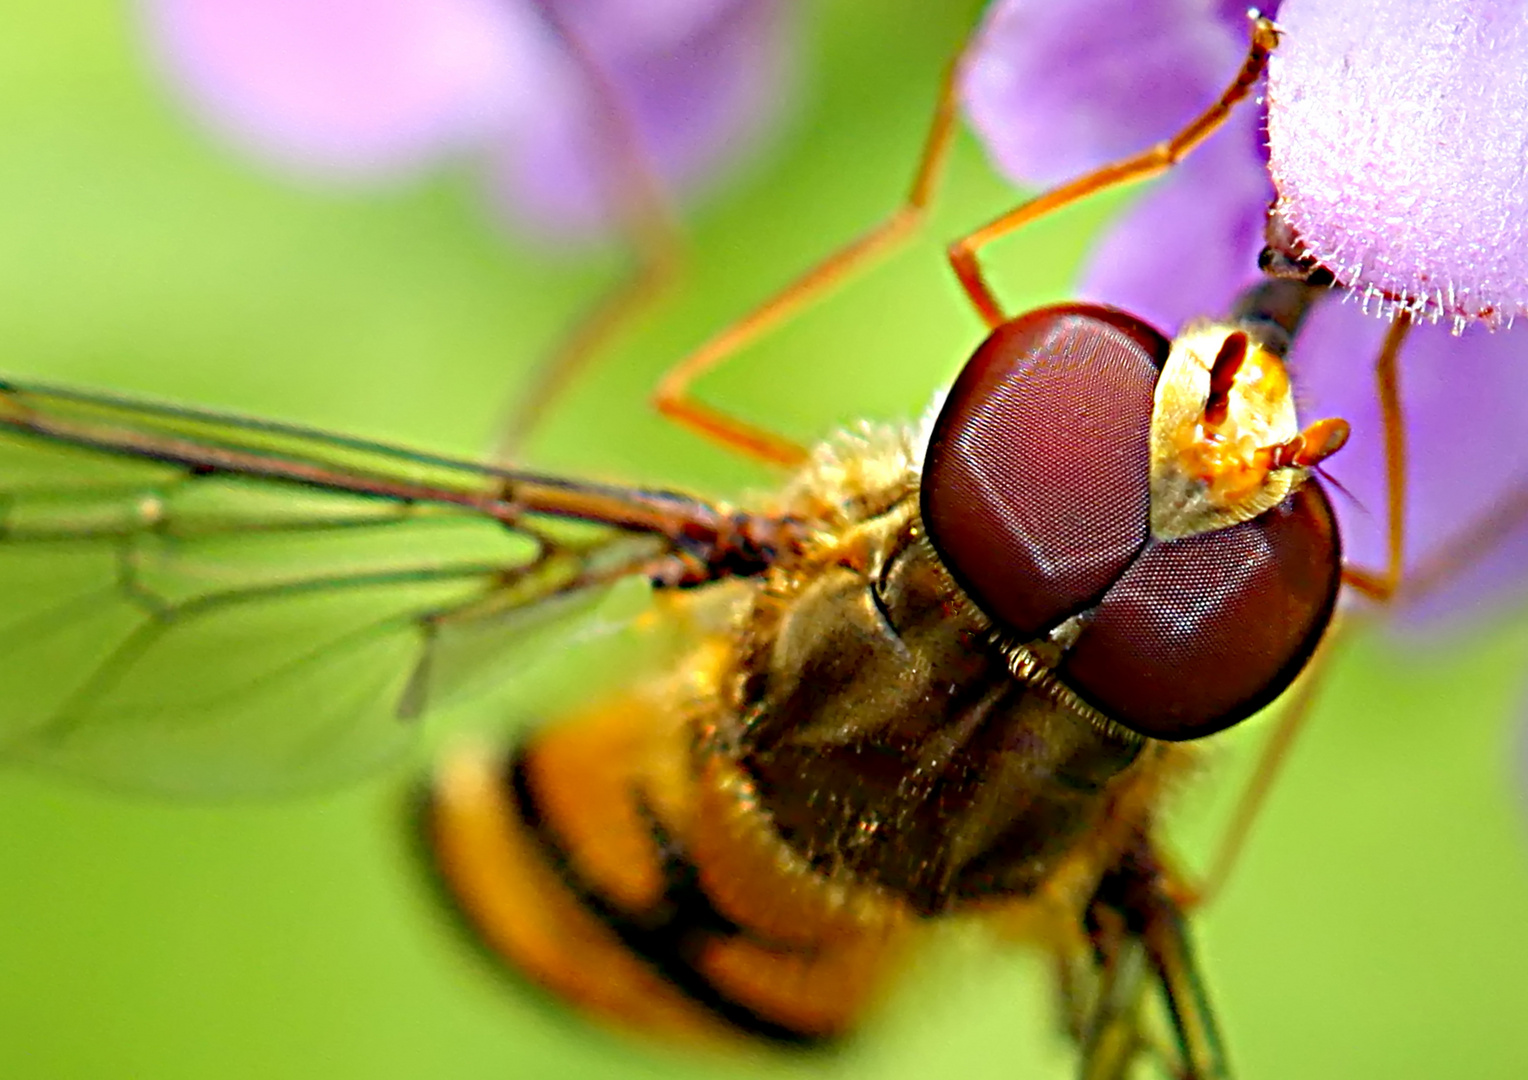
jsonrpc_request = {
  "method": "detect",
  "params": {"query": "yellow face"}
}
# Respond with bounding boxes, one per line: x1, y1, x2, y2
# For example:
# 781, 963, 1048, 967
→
1147, 319, 1339, 541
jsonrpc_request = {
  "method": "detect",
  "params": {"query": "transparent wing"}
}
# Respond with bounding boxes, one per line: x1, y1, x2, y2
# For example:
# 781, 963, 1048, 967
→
0, 377, 736, 797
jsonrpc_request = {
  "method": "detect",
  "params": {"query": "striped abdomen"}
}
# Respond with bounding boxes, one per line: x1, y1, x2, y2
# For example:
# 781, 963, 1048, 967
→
420, 685, 916, 1046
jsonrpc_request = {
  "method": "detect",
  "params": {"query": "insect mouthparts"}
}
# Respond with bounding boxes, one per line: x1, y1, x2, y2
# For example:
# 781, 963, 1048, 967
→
1147, 320, 1347, 542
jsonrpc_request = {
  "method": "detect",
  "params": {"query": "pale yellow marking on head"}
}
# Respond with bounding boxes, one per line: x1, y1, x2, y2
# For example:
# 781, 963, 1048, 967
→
1148, 320, 1305, 541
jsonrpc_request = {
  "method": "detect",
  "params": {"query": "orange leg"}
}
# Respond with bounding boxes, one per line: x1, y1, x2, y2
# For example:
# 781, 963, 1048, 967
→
496, 214, 682, 461
947, 15, 1281, 328
650, 60, 965, 467
494, 1, 685, 460
651, 14, 1279, 465
1185, 640, 1329, 909
1187, 312, 1414, 907
1404, 483, 1528, 604
1339, 313, 1413, 602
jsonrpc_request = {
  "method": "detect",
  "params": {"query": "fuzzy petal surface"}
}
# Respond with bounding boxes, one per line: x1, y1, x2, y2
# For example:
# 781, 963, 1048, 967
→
1268, 0, 1528, 329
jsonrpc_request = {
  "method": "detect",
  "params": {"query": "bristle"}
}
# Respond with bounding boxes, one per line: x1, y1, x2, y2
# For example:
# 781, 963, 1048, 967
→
1266, 5, 1528, 334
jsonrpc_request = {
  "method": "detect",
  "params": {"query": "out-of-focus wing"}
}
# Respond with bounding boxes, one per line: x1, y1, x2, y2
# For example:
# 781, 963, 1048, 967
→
0, 377, 761, 797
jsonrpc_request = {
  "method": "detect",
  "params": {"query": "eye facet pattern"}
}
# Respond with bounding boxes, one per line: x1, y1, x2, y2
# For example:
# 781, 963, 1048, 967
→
1060, 481, 1341, 740
921, 305, 1168, 635
922, 305, 1341, 742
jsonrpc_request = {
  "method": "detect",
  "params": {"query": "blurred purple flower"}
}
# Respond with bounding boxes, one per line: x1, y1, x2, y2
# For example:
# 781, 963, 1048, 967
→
959, 0, 1528, 631
141, 0, 793, 240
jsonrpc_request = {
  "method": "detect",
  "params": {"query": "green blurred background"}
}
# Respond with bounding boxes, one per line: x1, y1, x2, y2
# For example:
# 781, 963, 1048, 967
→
2, 2, 1527, 1078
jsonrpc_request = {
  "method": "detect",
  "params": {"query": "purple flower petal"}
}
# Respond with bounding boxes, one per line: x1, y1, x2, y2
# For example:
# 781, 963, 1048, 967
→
964, 0, 1528, 634
142, 0, 794, 239
1291, 301, 1528, 629
1267, 0, 1528, 329
485, 0, 793, 239
143, 0, 534, 180
960, 0, 1250, 187
1077, 129, 1271, 332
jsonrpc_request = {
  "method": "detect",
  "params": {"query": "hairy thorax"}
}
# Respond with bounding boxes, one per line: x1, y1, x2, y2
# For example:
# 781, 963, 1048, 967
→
693, 424, 1186, 917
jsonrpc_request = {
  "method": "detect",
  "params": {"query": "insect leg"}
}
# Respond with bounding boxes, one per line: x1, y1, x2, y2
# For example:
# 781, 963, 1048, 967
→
1138, 900, 1228, 1080
1084, 833, 1231, 1080
497, 212, 681, 460
649, 56, 966, 466
947, 15, 1280, 328
1179, 312, 1411, 905
1062, 936, 1202, 1080
1079, 940, 1152, 1080
1367, 313, 1528, 602
1404, 481, 1528, 602
494, 1, 685, 459
1338, 313, 1412, 602
1184, 644, 1328, 908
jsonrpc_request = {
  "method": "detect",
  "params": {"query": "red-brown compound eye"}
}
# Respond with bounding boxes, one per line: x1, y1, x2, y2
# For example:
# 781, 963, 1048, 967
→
921, 304, 1168, 636
922, 304, 1343, 742
1059, 481, 1341, 740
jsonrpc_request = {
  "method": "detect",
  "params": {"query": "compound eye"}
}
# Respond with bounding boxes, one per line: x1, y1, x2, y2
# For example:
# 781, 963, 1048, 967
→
1060, 482, 1342, 740
922, 305, 1169, 635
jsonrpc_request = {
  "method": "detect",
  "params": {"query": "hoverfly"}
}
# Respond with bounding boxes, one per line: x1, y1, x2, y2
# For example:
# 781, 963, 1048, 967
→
0, 14, 1345, 1077
1, 9, 1516, 1080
